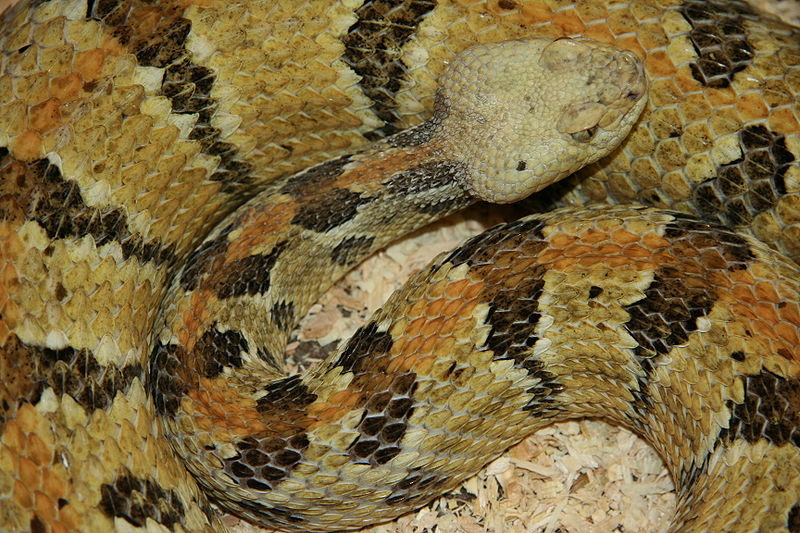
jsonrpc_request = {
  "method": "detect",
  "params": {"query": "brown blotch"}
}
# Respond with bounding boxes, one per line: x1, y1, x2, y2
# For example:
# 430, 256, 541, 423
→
99, 470, 185, 528
1, 335, 143, 416
719, 369, 799, 447
340, 0, 437, 137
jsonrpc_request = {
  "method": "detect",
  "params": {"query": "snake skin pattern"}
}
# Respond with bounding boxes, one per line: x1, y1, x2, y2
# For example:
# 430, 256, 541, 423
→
1, 1, 799, 532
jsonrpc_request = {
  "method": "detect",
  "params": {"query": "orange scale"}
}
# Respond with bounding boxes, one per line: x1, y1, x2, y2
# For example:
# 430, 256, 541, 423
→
50, 72, 83, 103
423, 298, 447, 316
778, 299, 800, 324
14, 479, 32, 508
207, 402, 229, 420
401, 335, 427, 357
579, 228, 608, 244
462, 281, 484, 299
697, 250, 729, 270
552, 10, 586, 34
194, 417, 213, 432
621, 244, 659, 258
769, 107, 799, 136
315, 406, 354, 426
708, 271, 734, 290
549, 233, 577, 248
444, 278, 472, 299
210, 428, 238, 444
390, 351, 430, 376
752, 302, 779, 323
610, 228, 640, 244
680, 260, 710, 277
775, 322, 800, 348
385, 354, 407, 374
439, 312, 471, 337
387, 332, 412, 355
645, 50, 678, 79
443, 306, 478, 334
582, 24, 615, 45
730, 303, 758, 320
191, 388, 212, 405
12, 130, 43, 162
730, 265, 762, 287
595, 243, 624, 255
58, 505, 80, 530
74, 48, 106, 82
407, 350, 437, 374
517, 254, 545, 269
730, 284, 758, 303
405, 298, 430, 319
419, 334, 443, 355
538, 248, 566, 264
420, 317, 445, 337
562, 244, 596, 257
28, 98, 61, 133
18, 456, 39, 488
437, 298, 465, 321
233, 417, 269, 436
642, 232, 671, 249
552, 257, 581, 270
616, 257, 658, 270
736, 93, 769, 121
683, 275, 713, 290
404, 315, 430, 337
580, 229, 610, 244
754, 281, 780, 303
415, 355, 438, 375
207, 383, 228, 402
577, 254, 606, 267
42, 469, 67, 501
615, 36, 645, 59
519, 2, 554, 25
27, 433, 51, 465
35, 490, 56, 523
324, 389, 362, 410
705, 86, 736, 108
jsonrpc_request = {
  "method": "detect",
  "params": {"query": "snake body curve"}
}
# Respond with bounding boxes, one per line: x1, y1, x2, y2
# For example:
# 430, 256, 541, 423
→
1, 1, 799, 533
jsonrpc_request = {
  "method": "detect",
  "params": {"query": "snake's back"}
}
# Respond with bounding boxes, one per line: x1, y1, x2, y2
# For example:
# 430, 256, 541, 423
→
1, 1, 799, 532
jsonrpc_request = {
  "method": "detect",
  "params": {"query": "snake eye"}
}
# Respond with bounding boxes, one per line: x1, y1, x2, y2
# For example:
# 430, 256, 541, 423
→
570, 126, 597, 142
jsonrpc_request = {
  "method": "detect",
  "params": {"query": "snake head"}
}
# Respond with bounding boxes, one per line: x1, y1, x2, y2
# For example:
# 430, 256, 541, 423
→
434, 37, 648, 203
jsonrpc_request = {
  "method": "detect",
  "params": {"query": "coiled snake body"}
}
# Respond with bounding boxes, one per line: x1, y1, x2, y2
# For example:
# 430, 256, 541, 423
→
1, 1, 799, 532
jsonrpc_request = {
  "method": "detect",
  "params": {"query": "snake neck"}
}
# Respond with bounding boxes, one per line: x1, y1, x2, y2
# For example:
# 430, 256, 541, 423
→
148, 120, 486, 518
